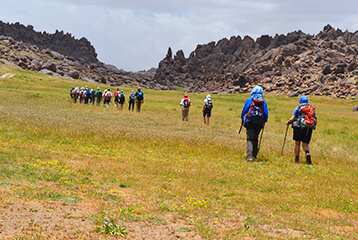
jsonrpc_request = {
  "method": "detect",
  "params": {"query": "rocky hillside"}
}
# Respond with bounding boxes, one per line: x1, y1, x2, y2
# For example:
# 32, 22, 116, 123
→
0, 22, 154, 88
0, 21, 98, 63
154, 25, 358, 99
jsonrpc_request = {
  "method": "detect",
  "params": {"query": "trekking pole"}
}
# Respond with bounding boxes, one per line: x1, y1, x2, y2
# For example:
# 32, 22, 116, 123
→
238, 124, 243, 134
257, 126, 265, 154
281, 124, 289, 156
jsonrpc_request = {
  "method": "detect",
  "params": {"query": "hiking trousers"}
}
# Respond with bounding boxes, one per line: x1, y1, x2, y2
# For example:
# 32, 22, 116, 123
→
129, 100, 135, 111
135, 100, 142, 112
246, 124, 262, 159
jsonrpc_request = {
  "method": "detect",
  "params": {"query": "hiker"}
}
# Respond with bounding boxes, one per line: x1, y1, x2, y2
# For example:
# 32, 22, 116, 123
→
285, 95, 317, 164
79, 87, 85, 104
118, 90, 125, 110
103, 89, 107, 107
180, 94, 191, 121
202, 94, 213, 124
128, 90, 135, 111
135, 87, 144, 112
241, 86, 269, 162
105, 89, 112, 108
84, 87, 90, 105
72, 87, 78, 103
70, 87, 74, 100
90, 88, 95, 105
114, 88, 120, 108
95, 87, 102, 106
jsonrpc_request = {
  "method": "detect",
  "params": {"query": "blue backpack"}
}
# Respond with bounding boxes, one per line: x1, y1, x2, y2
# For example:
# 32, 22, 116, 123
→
136, 91, 143, 101
129, 93, 135, 101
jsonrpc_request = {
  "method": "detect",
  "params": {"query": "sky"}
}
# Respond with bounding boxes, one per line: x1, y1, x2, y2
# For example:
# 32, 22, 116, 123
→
2, 0, 358, 71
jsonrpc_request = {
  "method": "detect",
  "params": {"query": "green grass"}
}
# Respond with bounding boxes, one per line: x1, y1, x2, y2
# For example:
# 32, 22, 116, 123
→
0, 65, 358, 239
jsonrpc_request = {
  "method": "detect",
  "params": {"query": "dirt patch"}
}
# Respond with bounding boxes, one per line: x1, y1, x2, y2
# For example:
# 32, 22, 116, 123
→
0, 198, 204, 239
1, 73, 14, 79
0, 199, 100, 239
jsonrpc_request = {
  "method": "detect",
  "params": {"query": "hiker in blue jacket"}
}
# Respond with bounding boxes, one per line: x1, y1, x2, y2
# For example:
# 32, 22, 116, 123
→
241, 86, 269, 162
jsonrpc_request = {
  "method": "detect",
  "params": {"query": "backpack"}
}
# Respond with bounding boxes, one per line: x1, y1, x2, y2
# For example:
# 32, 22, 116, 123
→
96, 91, 102, 98
136, 91, 143, 101
106, 92, 112, 101
183, 98, 191, 107
120, 93, 125, 102
246, 98, 264, 125
114, 93, 119, 102
129, 93, 135, 101
297, 104, 317, 129
205, 99, 213, 109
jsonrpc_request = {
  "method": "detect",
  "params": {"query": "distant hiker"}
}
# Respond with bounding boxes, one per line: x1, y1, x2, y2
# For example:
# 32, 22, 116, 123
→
70, 87, 74, 100
103, 89, 107, 107
241, 86, 269, 162
90, 88, 95, 105
135, 87, 144, 112
95, 87, 102, 106
71, 87, 77, 103
84, 87, 90, 105
180, 94, 191, 121
118, 90, 125, 110
202, 94, 213, 124
286, 95, 317, 164
114, 88, 120, 108
79, 87, 85, 104
105, 89, 112, 108
128, 90, 135, 111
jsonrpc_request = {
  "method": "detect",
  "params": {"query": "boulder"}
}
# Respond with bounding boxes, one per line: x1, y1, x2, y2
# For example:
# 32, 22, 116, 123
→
31, 58, 42, 71
67, 69, 80, 79
353, 105, 358, 112
39, 69, 61, 77
41, 60, 57, 72
50, 50, 64, 60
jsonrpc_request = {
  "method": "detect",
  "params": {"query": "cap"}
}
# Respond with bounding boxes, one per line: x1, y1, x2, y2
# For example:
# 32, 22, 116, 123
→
299, 95, 309, 104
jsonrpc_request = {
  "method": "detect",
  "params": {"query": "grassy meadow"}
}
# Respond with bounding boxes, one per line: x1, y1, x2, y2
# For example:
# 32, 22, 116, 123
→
0, 65, 357, 239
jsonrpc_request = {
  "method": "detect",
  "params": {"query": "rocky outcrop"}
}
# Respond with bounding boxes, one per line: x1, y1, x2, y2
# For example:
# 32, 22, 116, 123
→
153, 25, 358, 99
0, 21, 97, 63
0, 35, 154, 87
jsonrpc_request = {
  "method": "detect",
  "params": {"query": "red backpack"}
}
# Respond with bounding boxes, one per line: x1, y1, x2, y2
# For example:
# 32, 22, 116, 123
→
183, 98, 190, 107
298, 104, 317, 129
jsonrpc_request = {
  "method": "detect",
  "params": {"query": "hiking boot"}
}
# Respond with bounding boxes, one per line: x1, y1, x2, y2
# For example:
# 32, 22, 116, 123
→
306, 154, 312, 165
295, 156, 299, 164
247, 158, 253, 163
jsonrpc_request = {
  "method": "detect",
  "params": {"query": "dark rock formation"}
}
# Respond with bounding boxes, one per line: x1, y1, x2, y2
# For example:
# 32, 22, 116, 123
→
0, 35, 154, 88
0, 21, 97, 63
153, 24, 358, 99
